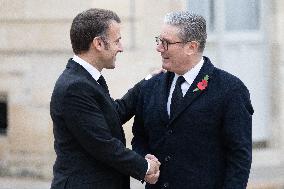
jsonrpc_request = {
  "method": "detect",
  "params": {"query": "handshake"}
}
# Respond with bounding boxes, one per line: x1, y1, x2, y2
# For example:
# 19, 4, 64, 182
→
144, 154, 161, 184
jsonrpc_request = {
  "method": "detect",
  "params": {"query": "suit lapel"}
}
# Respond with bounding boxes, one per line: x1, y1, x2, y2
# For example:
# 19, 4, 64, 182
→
67, 59, 127, 141
67, 59, 118, 117
167, 57, 215, 126
158, 72, 174, 126
67, 59, 112, 99
67, 58, 97, 85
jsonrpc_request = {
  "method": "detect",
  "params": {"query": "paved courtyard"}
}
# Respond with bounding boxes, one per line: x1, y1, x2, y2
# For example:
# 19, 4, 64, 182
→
0, 165, 284, 189
0, 177, 145, 189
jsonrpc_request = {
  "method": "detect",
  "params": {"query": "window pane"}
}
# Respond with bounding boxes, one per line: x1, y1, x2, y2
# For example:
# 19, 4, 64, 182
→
187, 0, 215, 32
225, 0, 260, 31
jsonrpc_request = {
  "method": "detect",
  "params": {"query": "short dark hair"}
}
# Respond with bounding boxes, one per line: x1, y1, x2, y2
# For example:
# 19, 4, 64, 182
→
70, 8, 121, 54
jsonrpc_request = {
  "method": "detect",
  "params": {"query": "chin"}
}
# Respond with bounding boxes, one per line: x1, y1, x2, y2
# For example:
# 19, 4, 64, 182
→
162, 64, 171, 72
110, 64, 116, 69
104, 61, 116, 69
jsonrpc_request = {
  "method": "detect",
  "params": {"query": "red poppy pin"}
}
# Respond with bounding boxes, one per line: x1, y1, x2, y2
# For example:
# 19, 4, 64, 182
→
193, 75, 209, 92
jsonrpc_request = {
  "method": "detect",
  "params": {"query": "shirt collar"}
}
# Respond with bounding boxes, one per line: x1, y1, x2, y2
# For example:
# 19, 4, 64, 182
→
72, 55, 101, 81
175, 57, 204, 84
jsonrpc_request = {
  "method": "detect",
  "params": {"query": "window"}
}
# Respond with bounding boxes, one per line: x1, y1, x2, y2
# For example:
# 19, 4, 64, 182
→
225, 0, 260, 31
187, 0, 215, 32
187, 0, 260, 32
0, 95, 8, 135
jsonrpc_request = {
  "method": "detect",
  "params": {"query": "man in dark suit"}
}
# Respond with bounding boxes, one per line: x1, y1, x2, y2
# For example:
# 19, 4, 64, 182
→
50, 8, 160, 189
132, 11, 254, 189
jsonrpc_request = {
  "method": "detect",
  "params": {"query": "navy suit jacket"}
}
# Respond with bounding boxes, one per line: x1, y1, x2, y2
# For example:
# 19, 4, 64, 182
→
50, 59, 147, 189
132, 57, 254, 189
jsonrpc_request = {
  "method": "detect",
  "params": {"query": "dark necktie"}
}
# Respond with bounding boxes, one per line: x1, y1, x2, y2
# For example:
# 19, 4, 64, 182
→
170, 76, 185, 118
97, 75, 109, 94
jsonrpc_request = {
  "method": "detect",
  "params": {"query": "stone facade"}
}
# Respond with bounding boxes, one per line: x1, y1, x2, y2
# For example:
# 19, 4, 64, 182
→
0, 0, 283, 187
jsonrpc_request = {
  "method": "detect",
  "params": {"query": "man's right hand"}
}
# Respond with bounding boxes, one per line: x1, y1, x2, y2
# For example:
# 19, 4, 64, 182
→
145, 155, 161, 184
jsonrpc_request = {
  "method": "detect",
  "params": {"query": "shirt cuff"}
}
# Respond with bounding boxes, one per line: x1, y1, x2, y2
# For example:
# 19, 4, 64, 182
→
146, 160, 150, 174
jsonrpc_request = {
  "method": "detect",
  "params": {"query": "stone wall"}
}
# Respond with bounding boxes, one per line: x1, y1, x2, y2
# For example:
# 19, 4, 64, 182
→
0, 0, 92, 178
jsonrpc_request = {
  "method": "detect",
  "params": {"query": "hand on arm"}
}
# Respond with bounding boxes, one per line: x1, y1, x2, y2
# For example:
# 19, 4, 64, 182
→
145, 68, 166, 80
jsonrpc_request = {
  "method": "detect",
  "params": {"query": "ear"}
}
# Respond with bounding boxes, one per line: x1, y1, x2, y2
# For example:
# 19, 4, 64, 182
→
184, 41, 199, 55
92, 37, 105, 51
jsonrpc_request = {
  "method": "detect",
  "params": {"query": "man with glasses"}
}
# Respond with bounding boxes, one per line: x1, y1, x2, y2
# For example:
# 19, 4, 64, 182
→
132, 11, 254, 189
50, 8, 160, 189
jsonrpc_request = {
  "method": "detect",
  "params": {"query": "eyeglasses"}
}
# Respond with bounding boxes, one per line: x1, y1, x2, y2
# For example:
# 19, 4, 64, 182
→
155, 36, 185, 50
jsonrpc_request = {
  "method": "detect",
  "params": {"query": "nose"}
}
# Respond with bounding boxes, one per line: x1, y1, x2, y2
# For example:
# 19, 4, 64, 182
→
118, 42, 123, 52
156, 43, 164, 52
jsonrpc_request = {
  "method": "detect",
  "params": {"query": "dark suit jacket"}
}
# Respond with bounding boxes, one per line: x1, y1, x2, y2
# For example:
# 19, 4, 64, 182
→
50, 59, 147, 189
132, 57, 254, 189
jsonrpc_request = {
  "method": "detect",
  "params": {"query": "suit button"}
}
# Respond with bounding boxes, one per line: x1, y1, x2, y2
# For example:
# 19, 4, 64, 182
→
165, 156, 171, 162
163, 182, 169, 188
167, 130, 173, 135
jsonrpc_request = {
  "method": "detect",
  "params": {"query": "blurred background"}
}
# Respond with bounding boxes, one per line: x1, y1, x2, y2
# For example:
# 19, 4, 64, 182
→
0, 0, 283, 188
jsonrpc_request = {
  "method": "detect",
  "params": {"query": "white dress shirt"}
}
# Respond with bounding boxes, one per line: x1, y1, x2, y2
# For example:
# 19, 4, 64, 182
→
72, 55, 101, 82
167, 58, 204, 116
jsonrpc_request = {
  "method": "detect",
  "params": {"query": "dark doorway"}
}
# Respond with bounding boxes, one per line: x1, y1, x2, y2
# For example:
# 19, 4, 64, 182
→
0, 98, 7, 135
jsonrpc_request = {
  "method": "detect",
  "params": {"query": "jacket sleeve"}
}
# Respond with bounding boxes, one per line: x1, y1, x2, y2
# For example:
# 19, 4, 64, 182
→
222, 83, 254, 189
131, 86, 150, 157
114, 79, 144, 124
62, 82, 148, 181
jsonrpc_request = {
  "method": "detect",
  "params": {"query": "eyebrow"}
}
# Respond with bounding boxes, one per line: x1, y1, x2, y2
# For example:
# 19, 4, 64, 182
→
160, 37, 172, 42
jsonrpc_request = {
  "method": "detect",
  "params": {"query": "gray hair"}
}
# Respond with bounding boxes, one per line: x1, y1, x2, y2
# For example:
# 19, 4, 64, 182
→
164, 11, 207, 52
